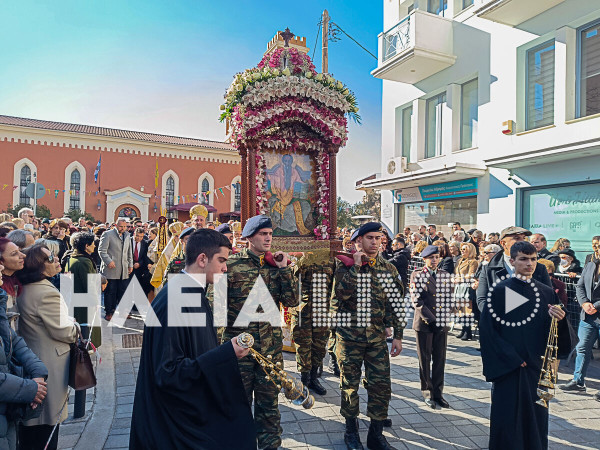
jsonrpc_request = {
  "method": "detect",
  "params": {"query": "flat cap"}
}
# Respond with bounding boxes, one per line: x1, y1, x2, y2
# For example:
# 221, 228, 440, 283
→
421, 245, 440, 258
179, 227, 195, 240
351, 222, 383, 241
557, 248, 576, 258
216, 223, 232, 234
242, 215, 273, 238
499, 226, 532, 240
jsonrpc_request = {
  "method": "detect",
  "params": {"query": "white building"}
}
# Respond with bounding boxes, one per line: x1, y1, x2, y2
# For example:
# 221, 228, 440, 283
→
359, 0, 600, 256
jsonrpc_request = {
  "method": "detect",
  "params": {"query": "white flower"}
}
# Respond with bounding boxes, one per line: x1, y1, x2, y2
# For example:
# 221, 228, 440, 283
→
315, 73, 323, 81
253, 72, 261, 80
273, 69, 280, 76
282, 68, 291, 76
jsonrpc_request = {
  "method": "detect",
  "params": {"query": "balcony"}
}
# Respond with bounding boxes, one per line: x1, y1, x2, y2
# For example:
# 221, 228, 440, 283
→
473, 0, 565, 27
372, 10, 457, 84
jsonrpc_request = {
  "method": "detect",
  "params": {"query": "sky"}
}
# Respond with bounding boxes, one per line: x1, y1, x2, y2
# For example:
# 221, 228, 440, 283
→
0, 0, 383, 203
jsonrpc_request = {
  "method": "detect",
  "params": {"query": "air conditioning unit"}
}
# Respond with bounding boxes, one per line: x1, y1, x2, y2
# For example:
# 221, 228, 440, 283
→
386, 157, 407, 176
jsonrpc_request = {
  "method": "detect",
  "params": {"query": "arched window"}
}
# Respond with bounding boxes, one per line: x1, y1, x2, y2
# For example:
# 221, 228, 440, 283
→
69, 169, 81, 211
166, 176, 175, 217
234, 182, 241, 211
201, 178, 210, 205
19, 165, 32, 206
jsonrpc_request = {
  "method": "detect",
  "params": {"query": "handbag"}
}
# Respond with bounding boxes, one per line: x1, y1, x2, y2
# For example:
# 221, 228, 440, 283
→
68, 331, 97, 390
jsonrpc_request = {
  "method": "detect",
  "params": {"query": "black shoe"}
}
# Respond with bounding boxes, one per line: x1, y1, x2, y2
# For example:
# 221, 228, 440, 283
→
559, 380, 586, 392
366, 419, 392, 450
457, 330, 467, 339
424, 398, 436, 409
344, 418, 364, 450
434, 397, 450, 408
328, 354, 340, 376
308, 367, 327, 395
382, 418, 392, 428
461, 332, 472, 341
594, 392, 600, 402
317, 364, 323, 378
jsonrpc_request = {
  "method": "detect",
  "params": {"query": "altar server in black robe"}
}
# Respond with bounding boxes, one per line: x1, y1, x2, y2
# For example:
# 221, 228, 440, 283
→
130, 229, 255, 450
480, 241, 565, 450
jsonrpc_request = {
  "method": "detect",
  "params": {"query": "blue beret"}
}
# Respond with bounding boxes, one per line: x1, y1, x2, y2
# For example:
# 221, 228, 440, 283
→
180, 227, 195, 240
421, 245, 440, 258
216, 223, 232, 234
351, 222, 383, 241
242, 215, 273, 238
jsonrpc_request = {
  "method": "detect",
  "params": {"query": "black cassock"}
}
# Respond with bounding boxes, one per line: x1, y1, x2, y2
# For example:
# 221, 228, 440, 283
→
480, 276, 557, 450
129, 283, 255, 450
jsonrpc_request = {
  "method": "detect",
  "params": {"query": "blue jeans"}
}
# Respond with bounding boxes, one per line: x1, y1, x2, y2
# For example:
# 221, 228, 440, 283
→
573, 320, 600, 385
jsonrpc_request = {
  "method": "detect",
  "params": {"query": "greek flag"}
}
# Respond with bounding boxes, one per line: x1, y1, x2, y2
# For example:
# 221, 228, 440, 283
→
94, 156, 101, 183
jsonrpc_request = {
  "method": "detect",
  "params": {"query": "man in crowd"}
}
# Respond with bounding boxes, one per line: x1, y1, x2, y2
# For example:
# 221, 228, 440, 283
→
488, 232, 500, 244
216, 223, 234, 246
99, 217, 133, 321
531, 233, 551, 259
425, 224, 437, 245
452, 222, 462, 233
221, 215, 297, 450
130, 229, 256, 449
477, 226, 551, 312
18, 207, 34, 226
584, 235, 600, 265
559, 250, 600, 402
7, 229, 35, 249
332, 222, 404, 450
130, 227, 153, 299
191, 204, 208, 229
418, 225, 427, 238
480, 241, 565, 449
410, 245, 450, 410
403, 227, 411, 239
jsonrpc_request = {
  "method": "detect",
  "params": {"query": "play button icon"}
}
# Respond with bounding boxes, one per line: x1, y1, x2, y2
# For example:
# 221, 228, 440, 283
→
505, 286, 529, 314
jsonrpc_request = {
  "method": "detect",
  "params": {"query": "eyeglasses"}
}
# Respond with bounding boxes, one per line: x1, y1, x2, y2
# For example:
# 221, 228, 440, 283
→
46, 252, 56, 263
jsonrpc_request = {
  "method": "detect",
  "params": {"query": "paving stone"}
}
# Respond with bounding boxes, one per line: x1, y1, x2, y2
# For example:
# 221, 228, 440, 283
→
104, 433, 131, 448
58, 434, 79, 448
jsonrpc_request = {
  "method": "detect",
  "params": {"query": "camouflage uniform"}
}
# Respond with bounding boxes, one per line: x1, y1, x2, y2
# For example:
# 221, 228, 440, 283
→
291, 260, 335, 373
221, 248, 298, 450
331, 254, 405, 421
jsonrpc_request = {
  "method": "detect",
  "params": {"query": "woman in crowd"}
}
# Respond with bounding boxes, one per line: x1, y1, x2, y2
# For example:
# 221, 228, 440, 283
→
147, 227, 159, 264
556, 248, 582, 278
380, 230, 394, 259
448, 241, 461, 265
17, 244, 79, 450
66, 232, 102, 347
537, 259, 568, 307
0, 239, 25, 318
454, 242, 478, 341
0, 243, 48, 450
342, 236, 354, 253
548, 237, 571, 267
434, 240, 454, 274
43, 220, 69, 262
412, 240, 427, 257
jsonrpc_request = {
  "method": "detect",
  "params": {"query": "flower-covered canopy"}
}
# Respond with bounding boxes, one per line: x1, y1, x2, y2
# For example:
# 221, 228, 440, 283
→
220, 47, 359, 153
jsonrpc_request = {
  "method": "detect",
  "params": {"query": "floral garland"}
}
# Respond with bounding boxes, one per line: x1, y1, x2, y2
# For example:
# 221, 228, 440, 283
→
255, 153, 268, 215
313, 150, 330, 240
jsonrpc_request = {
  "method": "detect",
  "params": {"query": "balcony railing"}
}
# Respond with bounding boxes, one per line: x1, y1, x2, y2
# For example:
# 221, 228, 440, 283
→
383, 16, 411, 62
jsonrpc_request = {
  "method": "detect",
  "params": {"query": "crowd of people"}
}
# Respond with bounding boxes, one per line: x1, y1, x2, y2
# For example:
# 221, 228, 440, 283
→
0, 205, 599, 450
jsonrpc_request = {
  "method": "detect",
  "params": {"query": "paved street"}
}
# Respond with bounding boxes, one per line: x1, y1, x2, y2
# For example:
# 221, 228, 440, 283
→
59, 318, 600, 450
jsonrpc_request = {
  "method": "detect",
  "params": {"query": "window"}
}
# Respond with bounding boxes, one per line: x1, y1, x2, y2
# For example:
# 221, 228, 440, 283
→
428, 0, 447, 17
462, 0, 474, 9
69, 169, 80, 211
19, 165, 31, 206
425, 92, 446, 158
460, 79, 478, 149
401, 106, 413, 160
578, 21, 600, 118
234, 182, 241, 211
201, 179, 210, 205
166, 176, 175, 217
526, 40, 555, 130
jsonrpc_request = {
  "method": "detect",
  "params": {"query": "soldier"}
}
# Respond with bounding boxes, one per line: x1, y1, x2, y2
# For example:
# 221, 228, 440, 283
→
410, 245, 450, 409
221, 215, 298, 450
331, 222, 405, 450
291, 259, 335, 396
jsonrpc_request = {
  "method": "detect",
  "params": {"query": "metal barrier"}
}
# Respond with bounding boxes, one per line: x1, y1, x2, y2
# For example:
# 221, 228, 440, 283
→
552, 273, 582, 334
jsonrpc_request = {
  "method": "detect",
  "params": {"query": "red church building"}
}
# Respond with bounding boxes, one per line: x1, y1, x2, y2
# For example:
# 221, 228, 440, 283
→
0, 115, 241, 222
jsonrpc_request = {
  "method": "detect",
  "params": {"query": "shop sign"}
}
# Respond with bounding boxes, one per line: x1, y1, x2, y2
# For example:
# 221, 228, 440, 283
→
393, 178, 478, 204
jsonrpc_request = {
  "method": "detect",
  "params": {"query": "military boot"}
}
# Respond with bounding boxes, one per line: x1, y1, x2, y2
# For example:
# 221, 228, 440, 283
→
308, 367, 327, 395
344, 418, 364, 450
328, 353, 340, 376
366, 420, 392, 450
317, 364, 323, 378
301, 372, 310, 387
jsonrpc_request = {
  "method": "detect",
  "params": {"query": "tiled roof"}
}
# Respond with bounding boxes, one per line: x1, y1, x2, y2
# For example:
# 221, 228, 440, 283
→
0, 115, 235, 151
